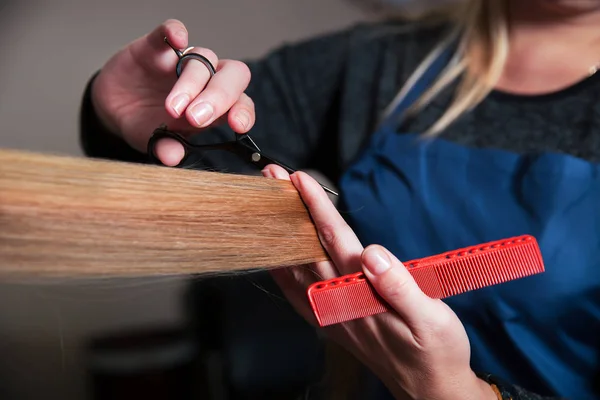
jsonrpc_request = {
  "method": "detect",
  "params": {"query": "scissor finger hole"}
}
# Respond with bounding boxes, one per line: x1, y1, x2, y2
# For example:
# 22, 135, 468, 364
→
150, 137, 187, 167
176, 53, 217, 78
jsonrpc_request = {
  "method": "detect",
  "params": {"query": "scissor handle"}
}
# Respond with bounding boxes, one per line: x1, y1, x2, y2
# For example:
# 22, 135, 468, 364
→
147, 128, 194, 167
176, 53, 216, 78
164, 37, 217, 79
147, 127, 242, 168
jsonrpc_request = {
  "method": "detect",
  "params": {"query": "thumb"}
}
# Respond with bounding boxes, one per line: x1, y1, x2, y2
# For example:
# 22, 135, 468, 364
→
361, 245, 443, 328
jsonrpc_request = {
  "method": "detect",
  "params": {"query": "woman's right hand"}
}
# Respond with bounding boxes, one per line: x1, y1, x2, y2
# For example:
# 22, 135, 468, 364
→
90, 19, 255, 166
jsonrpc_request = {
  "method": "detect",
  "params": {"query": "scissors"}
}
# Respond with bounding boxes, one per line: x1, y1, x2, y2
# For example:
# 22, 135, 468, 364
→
146, 38, 338, 197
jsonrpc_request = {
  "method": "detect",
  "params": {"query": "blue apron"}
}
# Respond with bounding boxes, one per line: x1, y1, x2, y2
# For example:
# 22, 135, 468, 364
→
337, 47, 600, 399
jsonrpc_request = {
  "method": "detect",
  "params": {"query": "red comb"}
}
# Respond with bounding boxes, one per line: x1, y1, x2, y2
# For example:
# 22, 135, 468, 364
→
307, 235, 545, 327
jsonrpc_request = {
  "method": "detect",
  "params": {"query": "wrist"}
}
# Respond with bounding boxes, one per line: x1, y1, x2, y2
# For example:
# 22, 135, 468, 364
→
474, 376, 502, 400
383, 369, 499, 400
440, 372, 499, 400
475, 372, 515, 400
419, 370, 499, 400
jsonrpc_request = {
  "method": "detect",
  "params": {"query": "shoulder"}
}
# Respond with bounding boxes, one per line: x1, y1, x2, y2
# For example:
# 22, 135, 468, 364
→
345, 18, 453, 59
268, 17, 453, 68
319, 17, 456, 90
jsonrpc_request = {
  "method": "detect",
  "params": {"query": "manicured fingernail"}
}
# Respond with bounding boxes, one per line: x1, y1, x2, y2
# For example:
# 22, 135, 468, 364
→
171, 94, 190, 116
363, 246, 391, 275
190, 102, 214, 127
236, 110, 250, 129
290, 172, 299, 185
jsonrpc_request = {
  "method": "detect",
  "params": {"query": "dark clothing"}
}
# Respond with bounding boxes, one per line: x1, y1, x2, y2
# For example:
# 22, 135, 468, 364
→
81, 21, 600, 172
80, 19, 598, 399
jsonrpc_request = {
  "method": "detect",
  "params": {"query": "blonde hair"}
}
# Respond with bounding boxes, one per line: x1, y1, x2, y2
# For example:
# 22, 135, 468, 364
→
0, 148, 329, 279
384, 0, 509, 135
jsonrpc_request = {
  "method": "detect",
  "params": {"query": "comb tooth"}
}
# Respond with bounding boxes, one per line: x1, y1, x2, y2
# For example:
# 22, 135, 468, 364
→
522, 242, 544, 275
512, 247, 524, 277
438, 257, 467, 296
495, 249, 509, 281
444, 259, 462, 296
410, 266, 443, 298
526, 240, 544, 274
509, 244, 525, 276
460, 257, 472, 290
474, 256, 487, 287
527, 243, 543, 274
492, 249, 508, 282
481, 251, 493, 284
437, 259, 454, 296
308, 276, 391, 326
440, 259, 456, 296
521, 243, 543, 274
307, 235, 546, 327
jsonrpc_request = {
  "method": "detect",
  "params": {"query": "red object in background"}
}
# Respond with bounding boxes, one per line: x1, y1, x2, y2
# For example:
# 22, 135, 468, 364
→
307, 235, 545, 327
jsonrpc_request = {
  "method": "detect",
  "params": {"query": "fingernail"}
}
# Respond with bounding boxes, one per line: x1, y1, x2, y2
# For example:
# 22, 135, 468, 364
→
262, 168, 273, 178
236, 110, 250, 129
289, 172, 299, 185
171, 94, 190, 116
363, 246, 391, 275
190, 102, 214, 127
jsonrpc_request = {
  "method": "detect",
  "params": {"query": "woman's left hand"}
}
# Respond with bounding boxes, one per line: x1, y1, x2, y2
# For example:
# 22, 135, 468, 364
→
261, 165, 497, 400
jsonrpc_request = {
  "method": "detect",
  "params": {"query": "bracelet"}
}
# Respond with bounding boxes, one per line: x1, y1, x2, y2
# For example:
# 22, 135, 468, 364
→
490, 384, 504, 400
476, 372, 514, 400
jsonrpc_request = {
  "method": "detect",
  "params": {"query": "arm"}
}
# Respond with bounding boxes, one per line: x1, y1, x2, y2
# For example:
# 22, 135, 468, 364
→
260, 164, 571, 400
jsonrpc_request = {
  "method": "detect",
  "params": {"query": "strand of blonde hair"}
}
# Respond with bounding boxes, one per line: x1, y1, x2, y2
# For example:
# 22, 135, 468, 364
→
383, 0, 509, 135
0, 148, 329, 280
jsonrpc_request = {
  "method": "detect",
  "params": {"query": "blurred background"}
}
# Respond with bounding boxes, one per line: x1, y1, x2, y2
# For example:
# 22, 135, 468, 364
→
0, 0, 426, 399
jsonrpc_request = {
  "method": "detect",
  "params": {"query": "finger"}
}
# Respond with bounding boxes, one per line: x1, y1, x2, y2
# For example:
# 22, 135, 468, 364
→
185, 59, 251, 128
261, 164, 289, 180
261, 164, 290, 180
165, 47, 220, 118
261, 166, 338, 282
227, 93, 256, 133
290, 171, 364, 275
360, 245, 447, 330
199, 92, 255, 133
130, 19, 189, 74
152, 137, 185, 166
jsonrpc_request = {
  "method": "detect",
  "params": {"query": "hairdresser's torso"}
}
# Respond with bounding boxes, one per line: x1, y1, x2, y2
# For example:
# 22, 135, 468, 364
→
341, 31, 600, 400
187, 21, 600, 398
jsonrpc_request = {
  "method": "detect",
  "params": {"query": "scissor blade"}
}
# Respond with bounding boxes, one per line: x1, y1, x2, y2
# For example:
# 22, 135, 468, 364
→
320, 185, 339, 197
244, 135, 261, 152
231, 136, 338, 196
245, 151, 339, 196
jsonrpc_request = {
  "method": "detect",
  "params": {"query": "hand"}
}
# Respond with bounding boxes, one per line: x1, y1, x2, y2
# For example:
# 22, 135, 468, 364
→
91, 19, 254, 166
261, 165, 497, 400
